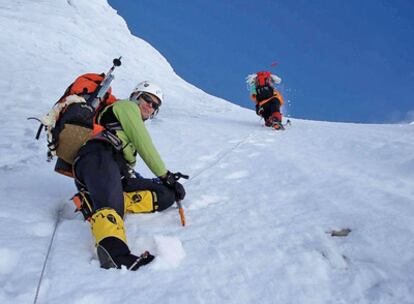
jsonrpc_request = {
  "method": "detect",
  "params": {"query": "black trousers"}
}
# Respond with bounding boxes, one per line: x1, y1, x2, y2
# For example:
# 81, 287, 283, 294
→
256, 97, 281, 121
74, 141, 175, 217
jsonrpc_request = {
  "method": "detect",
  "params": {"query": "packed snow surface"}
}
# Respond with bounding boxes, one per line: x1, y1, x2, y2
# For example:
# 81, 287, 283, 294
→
0, 1, 413, 303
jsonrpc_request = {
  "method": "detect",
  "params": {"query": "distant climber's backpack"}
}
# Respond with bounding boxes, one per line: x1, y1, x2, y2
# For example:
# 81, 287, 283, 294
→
255, 71, 274, 102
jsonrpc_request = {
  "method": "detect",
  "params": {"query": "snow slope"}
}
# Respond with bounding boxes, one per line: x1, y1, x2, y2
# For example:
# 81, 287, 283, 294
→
1, 1, 414, 303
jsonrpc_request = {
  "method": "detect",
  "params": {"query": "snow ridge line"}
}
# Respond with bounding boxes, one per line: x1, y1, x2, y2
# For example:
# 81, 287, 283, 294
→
33, 205, 64, 304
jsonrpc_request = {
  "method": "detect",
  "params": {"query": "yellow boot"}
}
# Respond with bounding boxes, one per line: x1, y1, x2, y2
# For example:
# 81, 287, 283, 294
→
90, 208, 154, 270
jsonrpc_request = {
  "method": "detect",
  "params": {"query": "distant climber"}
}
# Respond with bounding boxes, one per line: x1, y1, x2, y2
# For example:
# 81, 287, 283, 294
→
246, 71, 285, 130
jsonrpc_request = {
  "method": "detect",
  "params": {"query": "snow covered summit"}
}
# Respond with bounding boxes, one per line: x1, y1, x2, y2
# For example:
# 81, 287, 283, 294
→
0, 1, 413, 303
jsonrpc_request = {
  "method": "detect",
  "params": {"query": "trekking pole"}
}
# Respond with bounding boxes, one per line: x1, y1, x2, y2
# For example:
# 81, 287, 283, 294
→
88, 57, 122, 109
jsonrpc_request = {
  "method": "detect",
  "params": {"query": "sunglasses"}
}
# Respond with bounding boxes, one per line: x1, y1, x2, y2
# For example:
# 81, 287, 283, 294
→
140, 94, 160, 110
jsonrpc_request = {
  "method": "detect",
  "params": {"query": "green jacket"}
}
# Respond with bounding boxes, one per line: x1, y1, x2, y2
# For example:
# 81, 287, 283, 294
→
98, 100, 167, 177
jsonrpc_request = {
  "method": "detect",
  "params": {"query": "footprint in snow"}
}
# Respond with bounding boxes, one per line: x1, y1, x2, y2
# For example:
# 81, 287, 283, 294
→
198, 154, 218, 162
252, 142, 267, 147
189, 194, 225, 210
29, 221, 55, 237
153, 236, 186, 269
131, 236, 185, 270
225, 170, 249, 180
247, 152, 261, 158
218, 162, 229, 169
0, 248, 19, 275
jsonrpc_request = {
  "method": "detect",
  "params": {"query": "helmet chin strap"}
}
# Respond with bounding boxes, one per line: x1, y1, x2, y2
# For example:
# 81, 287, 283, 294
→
149, 108, 159, 119
130, 92, 142, 103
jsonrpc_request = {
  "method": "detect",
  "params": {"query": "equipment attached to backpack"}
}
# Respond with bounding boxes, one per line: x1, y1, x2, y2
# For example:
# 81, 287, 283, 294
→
30, 57, 122, 177
254, 71, 274, 102
245, 71, 282, 102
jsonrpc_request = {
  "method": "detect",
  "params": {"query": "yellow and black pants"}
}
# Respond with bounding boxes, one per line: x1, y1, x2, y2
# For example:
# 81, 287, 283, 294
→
73, 141, 175, 218
73, 140, 174, 269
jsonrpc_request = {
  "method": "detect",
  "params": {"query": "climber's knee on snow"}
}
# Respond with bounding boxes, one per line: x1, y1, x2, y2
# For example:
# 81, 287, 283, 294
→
155, 186, 175, 211
123, 185, 175, 213
124, 190, 156, 213
123, 178, 176, 213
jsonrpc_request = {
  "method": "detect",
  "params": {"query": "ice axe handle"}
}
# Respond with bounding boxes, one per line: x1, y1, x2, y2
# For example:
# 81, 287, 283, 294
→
89, 57, 122, 109
172, 172, 189, 181
167, 172, 188, 226
175, 173, 188, 226
113, 57, 122, 67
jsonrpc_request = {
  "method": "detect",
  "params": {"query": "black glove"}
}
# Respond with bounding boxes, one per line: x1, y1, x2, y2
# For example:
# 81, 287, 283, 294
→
172, 181, 186, 201
161, 171, 188, 201
256, 106, 264, 116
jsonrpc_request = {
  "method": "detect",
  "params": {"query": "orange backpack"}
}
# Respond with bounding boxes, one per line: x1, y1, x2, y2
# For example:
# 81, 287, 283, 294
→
41, 73, 117, 173
33, 58, 122, 176
29, 57, 121, 176
254, 71, 274, 102
57, 73, 116, 106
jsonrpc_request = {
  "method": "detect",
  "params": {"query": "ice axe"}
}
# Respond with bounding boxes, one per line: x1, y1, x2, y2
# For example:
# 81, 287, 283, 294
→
170, 172, 189, 226
176, 200, 186, 227
89, 56, 122, 109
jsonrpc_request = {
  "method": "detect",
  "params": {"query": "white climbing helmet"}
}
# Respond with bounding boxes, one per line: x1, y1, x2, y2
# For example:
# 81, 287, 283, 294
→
130, 81, 164, 104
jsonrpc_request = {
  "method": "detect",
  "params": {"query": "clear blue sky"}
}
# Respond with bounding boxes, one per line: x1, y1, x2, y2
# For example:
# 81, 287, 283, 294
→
108, 0, 414, 123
